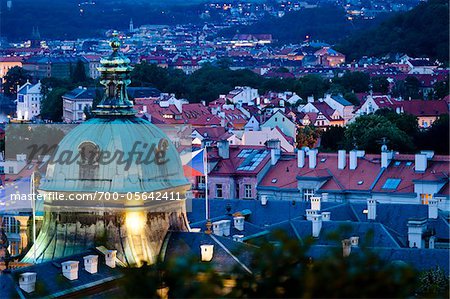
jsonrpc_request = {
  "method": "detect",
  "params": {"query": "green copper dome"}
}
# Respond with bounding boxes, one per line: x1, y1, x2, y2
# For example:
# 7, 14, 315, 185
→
41, 117, 188, 193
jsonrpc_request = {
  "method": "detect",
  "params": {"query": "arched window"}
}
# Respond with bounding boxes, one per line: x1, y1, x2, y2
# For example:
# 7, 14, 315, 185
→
78, 142, 99, 188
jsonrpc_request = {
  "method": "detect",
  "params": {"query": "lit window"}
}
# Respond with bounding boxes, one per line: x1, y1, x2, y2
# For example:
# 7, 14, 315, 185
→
244, 184, 252, 198
382, 178, 401, 190
303, 188, 315, 201
420, 193, 432, 204
216, 184, 223, 198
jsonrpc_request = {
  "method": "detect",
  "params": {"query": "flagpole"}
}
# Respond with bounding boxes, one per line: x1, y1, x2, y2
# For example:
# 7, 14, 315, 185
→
31, 171, 36, 264
204, 146, 209, 221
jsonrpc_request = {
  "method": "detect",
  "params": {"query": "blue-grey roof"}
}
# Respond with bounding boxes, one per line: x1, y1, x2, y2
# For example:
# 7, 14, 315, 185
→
163, 232, 253, 273
63, 87, 161, 100
332, 95, 353, 106
1, 248, 123, 298
188, 199, 342, 227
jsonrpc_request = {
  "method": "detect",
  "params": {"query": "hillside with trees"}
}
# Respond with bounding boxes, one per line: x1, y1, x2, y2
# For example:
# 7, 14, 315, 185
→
219, 5, 387, 44
337, 0, 449, 63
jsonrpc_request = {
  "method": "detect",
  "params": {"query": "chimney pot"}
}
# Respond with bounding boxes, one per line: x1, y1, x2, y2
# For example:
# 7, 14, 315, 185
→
19, 272, 37, 293
407, 219, 427, 248
233, 216, 245, 231
308, 149, 318, 169
261, 195, 268, 205
310, 196, 321, 211
349, 150, 358, 170
338, 150, 346, 170
415, 153, 427, 172
312, 214, 322, 237
218, 140, 230, 159
61, 261, 79, 280
200, 244, 214, 262
83, 255, 99, 274
428, 198, 438, 219
321, 212, 331, 221
297, 149, 305, 168
367, 199, 376, 220
105, 250, 117, 268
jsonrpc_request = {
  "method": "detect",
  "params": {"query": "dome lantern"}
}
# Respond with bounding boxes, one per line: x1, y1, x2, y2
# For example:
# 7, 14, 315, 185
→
93, 30, 135, 117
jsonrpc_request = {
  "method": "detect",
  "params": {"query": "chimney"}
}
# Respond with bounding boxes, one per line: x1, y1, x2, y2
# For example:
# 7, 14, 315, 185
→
415, 153, 427, 172
356, 150, 365, 158
429, 236, 436, 249
312, 214, 322, 238
83, 255, 99, 274
310, 196, 321, 211
233, 215, 245, 231
19, 273, 37, 293
428, 198, 438, 219
267, 139, 281, 165
407, 219, 427, 248
200, 244, 214, 262
381, 150, 393, 168
338, 150, 346, 170
217, 140, 230, 159
212, 221, 223, 236
61, 261, 79, 280
306, 209, 319, 221
349, 150, 357, 170
222, 220, 231, 237
105, 250, 117, 268
308, 149, 318, 169
367, 199, 376, 220
321, 212, 331, 221
350, 236, 359, 247
261, 195, 268, 206
322, 193, 329, 202
232, 235, 244, 242
342, 239, 351, 257
307, 95, 314, 103
297, 149, 305, 168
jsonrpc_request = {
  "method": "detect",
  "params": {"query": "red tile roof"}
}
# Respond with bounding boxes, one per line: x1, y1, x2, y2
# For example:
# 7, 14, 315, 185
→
398, 100, 448, 117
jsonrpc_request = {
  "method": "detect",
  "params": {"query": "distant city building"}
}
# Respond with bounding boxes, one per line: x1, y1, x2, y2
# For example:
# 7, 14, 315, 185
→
314, 47, 346, 67
22, 56, 89, 79
0, 57, 23, 82
15, 81, 41, 121
62, 87, 96, 123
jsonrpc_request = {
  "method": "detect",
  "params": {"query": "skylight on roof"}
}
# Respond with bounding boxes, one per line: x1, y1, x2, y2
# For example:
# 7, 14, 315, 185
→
382, 178, 402, 190
357, 180, 364, 185
394, 161, 401, 166
320, 158, 326, 162
237, 149, 269, 171
406, 161, 412, 166
271, 178, 277, 183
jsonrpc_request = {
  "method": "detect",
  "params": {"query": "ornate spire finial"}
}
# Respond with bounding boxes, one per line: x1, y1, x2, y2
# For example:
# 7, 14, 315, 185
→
93, 31, 135, 117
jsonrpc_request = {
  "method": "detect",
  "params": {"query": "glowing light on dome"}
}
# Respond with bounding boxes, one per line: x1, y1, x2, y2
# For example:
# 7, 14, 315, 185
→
125, 211, 146, 233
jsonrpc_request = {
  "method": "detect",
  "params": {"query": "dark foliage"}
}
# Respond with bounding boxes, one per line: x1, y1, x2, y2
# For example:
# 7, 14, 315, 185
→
219, 5, 387, 44
2, 66, 32, 96
337, 0, 449, 63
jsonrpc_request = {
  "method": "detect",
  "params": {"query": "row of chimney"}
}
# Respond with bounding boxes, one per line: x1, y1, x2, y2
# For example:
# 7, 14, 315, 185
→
19, 250, 117, 294
212, 215, 245, 237
297, 148, 435, 172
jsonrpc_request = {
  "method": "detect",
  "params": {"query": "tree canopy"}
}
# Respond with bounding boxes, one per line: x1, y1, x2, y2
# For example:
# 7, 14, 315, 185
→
337, 0, 449, 63
2, 66, 31, 97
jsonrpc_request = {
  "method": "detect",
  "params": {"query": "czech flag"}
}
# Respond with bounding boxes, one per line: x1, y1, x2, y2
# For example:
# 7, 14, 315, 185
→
181, 148, 206, 177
